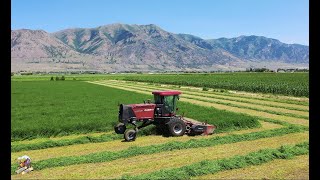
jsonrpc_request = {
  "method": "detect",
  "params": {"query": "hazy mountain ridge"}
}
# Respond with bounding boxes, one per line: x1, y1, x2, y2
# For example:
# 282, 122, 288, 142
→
206, 36, 309, 63
11, 24, 309, 72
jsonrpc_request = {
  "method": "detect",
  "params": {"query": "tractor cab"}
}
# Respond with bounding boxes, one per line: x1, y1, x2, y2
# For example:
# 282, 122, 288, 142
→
152, 90, 181, 116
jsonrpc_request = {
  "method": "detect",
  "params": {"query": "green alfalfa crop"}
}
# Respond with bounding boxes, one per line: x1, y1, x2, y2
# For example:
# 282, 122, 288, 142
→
12, 81, 260, 140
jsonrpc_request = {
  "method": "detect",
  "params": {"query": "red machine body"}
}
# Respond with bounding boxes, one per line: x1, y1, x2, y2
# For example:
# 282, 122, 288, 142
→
128, 104, 156, 120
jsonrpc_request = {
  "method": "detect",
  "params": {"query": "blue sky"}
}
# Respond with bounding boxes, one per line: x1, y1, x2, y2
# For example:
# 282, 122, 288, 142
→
11, 0, 309, 45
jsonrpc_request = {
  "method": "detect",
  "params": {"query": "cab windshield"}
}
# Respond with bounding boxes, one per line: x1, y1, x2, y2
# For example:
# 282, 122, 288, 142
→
154, 95, 179, 113
164, 95, 178, 113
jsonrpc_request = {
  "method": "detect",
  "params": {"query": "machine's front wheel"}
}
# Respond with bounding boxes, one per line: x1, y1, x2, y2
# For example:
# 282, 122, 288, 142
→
167, 119, 186, 136
124, 129, 137, 141
114, 123, 126, 134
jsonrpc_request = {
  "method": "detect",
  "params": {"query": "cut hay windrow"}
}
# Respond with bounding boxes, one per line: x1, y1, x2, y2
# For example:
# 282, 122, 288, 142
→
258, 118, 308, 131
14, 136, 308, 179
183, 98, 309, 126
183, 96, 309, 120
89, 81, 309, 126
126, 142, 309, 180
11, 121, 283, 163
100, 81, 309, 118
193, 155, 309, 179
11, 133, 122, 152
10, 125, 306, 174
11, 131, 111, 144
105, 80, 309, 112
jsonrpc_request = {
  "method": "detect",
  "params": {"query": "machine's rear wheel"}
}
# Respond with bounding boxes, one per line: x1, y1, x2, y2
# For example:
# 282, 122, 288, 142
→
155, 124, 166, 135
114, 123, 126, 134
124, 129, 137, 141
167, 119, 186, 136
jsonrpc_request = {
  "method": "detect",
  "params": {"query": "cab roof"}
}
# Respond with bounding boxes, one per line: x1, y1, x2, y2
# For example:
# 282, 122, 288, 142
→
152, 90, 182, 96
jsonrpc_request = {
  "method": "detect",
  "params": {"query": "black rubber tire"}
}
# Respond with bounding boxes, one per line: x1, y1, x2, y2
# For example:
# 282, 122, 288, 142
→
124, 129, 137, 141
155, 124, 167, 135
167, 118, 186, 136
114, 123, 126, 134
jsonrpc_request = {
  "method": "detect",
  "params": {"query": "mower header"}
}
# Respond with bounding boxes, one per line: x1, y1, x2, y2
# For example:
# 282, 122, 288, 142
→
152, 90, 181, 96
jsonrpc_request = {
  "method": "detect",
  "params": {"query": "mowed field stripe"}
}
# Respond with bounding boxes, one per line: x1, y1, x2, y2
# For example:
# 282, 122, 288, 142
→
12, 132, 308, 179
88, 81, 309, 126
183, 98, 308, 126
11, 121, 281, 164
104, 81, 308, 117
193, 155, 309, 180
133, 80, 309, 106
124, 80, 309, 112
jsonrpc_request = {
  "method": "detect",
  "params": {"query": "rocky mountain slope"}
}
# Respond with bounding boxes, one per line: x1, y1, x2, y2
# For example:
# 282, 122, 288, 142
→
11, 24, 309, 72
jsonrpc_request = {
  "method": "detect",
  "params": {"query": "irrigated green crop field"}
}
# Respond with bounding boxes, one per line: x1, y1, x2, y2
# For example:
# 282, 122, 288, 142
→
122, 73, 309, 97
11, 72, 309, 179
12, 72, 309, 97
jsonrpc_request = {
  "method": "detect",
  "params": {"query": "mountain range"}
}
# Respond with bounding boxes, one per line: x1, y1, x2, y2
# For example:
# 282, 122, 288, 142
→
11, 23, 309, 72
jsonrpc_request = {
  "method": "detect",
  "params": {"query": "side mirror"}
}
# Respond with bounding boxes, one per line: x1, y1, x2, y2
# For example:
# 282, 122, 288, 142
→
143, 100, 146, 104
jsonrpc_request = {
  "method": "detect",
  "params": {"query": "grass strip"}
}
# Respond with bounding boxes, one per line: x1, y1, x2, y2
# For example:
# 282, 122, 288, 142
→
193, 155, 308, 179
11, 131, 113, 144
125, 141, 309, 179
259, 118, 308, 131
11, 133, 122, 152
10, 125, 305, 174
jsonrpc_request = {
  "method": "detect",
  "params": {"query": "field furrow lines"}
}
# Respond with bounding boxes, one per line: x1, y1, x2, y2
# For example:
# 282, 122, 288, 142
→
12, 132, 308, 179
126, 81, 309, 111
105, 81, 308, 117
